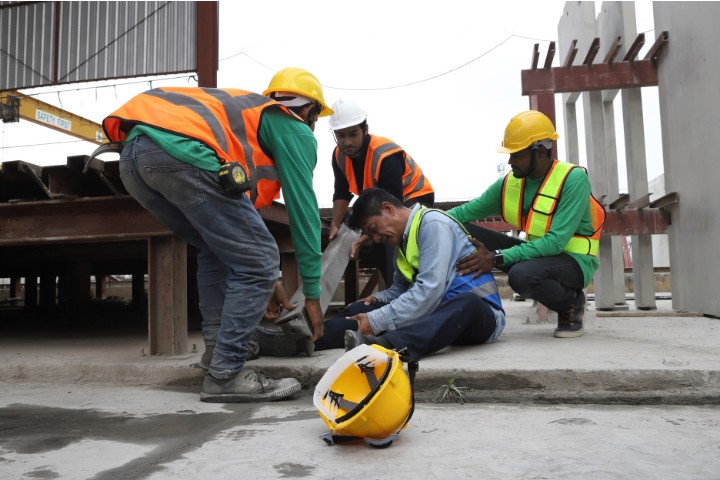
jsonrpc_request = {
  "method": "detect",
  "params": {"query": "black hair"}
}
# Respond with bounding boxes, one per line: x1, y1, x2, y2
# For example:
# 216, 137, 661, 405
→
348, 188, 402, 230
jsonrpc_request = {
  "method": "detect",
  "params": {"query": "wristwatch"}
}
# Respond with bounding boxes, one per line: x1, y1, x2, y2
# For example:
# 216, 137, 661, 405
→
493, 249, 504, 268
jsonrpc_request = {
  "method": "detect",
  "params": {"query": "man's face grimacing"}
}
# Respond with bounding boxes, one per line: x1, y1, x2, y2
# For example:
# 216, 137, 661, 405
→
360, 206, 402, 246
334, 124, 366, 158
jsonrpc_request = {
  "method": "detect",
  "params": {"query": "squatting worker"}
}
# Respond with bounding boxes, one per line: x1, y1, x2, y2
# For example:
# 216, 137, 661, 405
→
327, 98, 434, 284
102, 67, 332, 402
450, 110, 605, 338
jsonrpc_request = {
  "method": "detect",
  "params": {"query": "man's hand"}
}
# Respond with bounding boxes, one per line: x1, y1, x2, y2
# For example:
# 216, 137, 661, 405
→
305, 298, 324, 341
263, 281, 297, 320
360, 295, 378, 305
456, 238, 495, 278
348, 312, 374, 335
349, 234, 372, 260
328, 224, 339, 241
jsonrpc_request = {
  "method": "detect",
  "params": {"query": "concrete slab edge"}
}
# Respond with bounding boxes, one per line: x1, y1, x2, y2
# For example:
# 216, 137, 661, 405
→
2, 364, 719, 406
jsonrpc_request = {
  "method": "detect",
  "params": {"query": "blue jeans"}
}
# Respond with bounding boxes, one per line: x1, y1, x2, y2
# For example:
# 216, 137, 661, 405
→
119, 135, 279, 379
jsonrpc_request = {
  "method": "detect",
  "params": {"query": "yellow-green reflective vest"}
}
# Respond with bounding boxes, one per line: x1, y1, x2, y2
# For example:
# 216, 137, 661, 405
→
501, 160, 605, 256
396, 206, 503, 310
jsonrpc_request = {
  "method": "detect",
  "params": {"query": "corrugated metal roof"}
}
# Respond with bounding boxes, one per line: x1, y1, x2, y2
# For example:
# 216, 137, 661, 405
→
1, 1, 197, 91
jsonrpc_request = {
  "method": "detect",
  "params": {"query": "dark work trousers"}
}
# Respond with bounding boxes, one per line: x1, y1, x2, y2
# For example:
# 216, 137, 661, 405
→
314, 293, 498, 361
464, 224, 585, 313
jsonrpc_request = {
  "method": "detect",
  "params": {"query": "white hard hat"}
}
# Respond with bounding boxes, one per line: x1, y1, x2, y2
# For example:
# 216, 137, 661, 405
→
328, 98, 367, 131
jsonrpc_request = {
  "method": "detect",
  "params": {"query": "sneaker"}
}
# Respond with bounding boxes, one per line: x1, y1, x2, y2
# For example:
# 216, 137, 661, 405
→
200, 369, 301, 403
553, 291, 585, 338
343, 330, 392, 351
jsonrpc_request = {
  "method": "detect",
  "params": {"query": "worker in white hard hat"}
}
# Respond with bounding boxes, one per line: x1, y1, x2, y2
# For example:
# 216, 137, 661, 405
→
328, 98, 435, 284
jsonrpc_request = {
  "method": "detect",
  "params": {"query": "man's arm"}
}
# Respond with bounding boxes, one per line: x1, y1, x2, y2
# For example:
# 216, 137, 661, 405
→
446, 177, 504, 223
259, 110, 324, 339
367, 214, 463, 333
447, 178, 504, 276
258, 110, 322, 299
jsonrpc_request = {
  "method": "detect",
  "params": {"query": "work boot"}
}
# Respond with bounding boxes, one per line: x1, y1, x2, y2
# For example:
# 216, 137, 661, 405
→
200, 369, 301, 403
196, 334, 261, 371
196, 344, 215, 371
344, 330, 393, 352
553, 291, 586, 338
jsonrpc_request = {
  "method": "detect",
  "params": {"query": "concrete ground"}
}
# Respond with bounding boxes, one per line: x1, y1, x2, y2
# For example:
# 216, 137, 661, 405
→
1, 297, 718, 404
2, 384, 719, 480
1, 296, 720, 479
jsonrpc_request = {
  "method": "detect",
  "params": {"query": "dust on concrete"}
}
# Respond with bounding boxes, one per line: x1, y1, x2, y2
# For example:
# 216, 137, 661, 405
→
0, 403, 315, 480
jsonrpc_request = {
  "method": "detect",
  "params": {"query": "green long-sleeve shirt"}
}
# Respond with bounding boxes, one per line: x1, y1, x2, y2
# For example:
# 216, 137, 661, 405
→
447, 167, 599, 287
126, 108, 321, 299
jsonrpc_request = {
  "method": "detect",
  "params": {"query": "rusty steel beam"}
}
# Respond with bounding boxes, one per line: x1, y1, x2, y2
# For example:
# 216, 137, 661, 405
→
531, 43, 540, 70
258, 201, 290, 225
644, 31, 669, 63
603, 36, 623, 65
521, 59, 659, 95
543, 42, 556, 69
583, 38, 601, 65
196, 1, 219, 88
623, 33, 645, 62
563, 39, 578, 67
465, 210, 670, 237
0, 196, 171, 245
471, 217, 515, 232
602, 209, 669, 235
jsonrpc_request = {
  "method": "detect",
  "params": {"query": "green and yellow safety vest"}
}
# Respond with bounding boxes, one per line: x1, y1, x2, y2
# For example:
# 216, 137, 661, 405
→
501, 160, 605, 256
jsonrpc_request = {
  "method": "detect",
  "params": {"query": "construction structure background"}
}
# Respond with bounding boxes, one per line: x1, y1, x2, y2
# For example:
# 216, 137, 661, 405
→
1, 2, 719, 357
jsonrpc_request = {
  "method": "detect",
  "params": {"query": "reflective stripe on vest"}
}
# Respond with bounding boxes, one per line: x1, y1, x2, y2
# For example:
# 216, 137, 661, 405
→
102, 87, 296, 209
395, 207, 502, 311
334, 135, 434, 202
501, 160, 605, 256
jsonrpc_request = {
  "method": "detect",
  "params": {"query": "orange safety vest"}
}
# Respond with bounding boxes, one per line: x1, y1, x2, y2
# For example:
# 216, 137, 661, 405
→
103, 87, 299, 209
333, 135, 434, 202
501, 160, 605, 256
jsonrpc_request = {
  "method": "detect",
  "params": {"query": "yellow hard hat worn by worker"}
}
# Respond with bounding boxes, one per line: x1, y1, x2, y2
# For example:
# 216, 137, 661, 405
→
497, 110, 559, 154
263, 66, 333, 117
314, 344, 418, 448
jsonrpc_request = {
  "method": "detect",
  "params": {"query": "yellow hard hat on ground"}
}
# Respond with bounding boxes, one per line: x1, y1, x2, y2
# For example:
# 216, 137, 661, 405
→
497, 110, 559, 154
314, 344, 418, 448
263, 67, 333, 117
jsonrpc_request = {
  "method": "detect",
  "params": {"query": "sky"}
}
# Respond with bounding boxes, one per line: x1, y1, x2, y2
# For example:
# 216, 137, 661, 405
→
0, 0, 659, 207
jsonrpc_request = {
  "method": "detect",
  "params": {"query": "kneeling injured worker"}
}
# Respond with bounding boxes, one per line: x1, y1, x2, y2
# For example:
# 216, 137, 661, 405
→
314, 188, 506, 360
